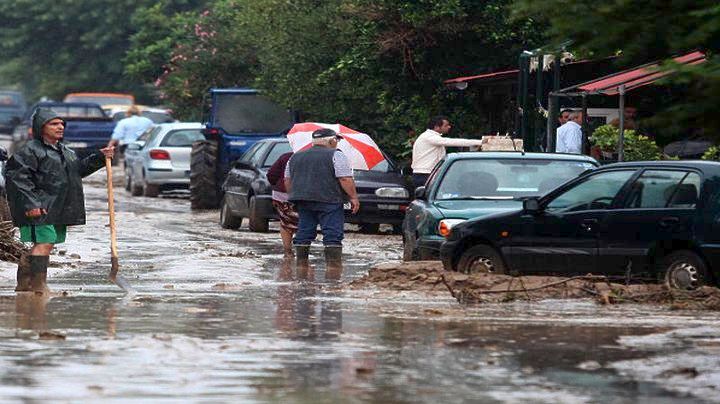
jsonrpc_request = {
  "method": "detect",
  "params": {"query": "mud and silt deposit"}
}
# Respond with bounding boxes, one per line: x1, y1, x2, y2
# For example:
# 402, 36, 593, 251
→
351, 261, 720, 310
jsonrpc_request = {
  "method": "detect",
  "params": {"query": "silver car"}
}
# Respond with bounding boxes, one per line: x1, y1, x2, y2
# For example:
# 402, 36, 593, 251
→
124, 122, 205, 197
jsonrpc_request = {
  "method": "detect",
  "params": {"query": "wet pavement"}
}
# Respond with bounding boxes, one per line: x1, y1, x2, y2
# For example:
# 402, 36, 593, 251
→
0, 172, 719, 402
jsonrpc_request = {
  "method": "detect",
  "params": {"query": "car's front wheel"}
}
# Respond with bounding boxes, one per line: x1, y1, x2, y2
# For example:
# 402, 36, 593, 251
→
457, 244, 506, 274
220, 196, 242, 229
661, 250, 709, 290
248, 195, 269, 232
403, 232, 419, 261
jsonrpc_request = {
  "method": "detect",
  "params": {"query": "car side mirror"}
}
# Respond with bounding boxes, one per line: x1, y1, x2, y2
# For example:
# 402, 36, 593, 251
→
523, 197, 541, 214
414, 186, 426, 200
0, 147, 7, 162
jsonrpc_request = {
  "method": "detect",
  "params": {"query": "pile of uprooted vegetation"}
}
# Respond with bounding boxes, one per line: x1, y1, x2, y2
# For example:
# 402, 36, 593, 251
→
0, 196, 29, 267
350, 261, 720, 311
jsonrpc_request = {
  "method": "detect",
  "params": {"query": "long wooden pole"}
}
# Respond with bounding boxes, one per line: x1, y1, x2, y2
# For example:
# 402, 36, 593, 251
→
105, 157, 133, 292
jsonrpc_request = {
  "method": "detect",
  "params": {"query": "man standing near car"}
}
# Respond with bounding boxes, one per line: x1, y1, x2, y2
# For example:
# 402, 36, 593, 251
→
556, 111, 583, 154
107, 105, 153, 154
3, 108, 114, 293
284, 128, 359, 266
411, 116, 483, 189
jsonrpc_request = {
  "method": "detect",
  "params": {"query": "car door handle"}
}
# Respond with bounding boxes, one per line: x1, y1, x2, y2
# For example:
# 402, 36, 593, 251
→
580, 218, 598, 229
659, 217, 680, 227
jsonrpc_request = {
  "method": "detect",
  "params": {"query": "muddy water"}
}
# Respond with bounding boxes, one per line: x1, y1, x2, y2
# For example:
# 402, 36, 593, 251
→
0, 172, 718, 402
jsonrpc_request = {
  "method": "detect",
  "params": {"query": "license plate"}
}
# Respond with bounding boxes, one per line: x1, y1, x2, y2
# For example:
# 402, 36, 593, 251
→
378, 204, 401, 210
343, 202, 351, 210
66, 142, 88, 148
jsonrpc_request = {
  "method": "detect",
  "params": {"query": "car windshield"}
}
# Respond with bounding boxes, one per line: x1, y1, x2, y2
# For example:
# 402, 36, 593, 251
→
159, 129, 205, 147
0, 111, 21, 123
0, 92, 23, 107
65, 95, 132, 106
142, 111, 174, 123
435, 158, 596, 200
46, 105, 107, 118
213, 93, 293, 134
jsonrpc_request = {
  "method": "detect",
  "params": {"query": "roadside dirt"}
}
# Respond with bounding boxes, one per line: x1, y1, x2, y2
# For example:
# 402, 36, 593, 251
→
350, 261, 720, 311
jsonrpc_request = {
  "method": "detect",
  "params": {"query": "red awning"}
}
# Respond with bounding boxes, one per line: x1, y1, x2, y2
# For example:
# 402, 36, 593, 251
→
444, 69, 519, 84
574, 51, 706, 96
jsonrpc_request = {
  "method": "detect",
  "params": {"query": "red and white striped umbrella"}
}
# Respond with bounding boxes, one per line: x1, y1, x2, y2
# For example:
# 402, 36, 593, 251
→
286, 122, 385, 170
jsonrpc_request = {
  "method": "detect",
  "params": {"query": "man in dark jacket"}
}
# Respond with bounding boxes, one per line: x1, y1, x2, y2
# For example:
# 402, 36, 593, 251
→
3, 108, 115, 293
267, 151, 298, 256
284, 128, 359, 265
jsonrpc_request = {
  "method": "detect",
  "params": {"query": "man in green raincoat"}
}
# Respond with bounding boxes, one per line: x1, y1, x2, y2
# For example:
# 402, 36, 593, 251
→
3, 108, 115, 293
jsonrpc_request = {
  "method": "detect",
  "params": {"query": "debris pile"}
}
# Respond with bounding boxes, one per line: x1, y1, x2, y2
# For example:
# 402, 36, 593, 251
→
352, 261, 720, 310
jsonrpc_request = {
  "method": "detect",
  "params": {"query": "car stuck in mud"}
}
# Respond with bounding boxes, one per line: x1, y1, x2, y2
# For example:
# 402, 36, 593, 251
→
440, 160, 720, 290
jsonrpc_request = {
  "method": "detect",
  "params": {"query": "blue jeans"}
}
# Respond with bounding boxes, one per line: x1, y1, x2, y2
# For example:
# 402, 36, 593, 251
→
293, 201, 345, 246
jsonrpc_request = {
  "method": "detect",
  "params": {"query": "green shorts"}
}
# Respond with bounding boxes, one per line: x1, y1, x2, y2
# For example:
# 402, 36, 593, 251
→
20, 225, 67, 244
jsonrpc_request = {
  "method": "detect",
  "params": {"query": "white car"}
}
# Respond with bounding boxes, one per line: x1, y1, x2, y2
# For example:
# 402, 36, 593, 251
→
124, 122, 205, 197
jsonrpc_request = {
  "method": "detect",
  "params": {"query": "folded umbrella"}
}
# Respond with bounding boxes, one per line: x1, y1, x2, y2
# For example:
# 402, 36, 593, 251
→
286, 123, 385, 170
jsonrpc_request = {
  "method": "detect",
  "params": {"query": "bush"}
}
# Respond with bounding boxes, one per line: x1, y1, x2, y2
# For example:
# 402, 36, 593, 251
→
702, 146, 720, 160
591, 124, 661, 161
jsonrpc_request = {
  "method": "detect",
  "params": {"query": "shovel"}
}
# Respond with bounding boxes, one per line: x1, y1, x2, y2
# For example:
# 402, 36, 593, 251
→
105, 156, 134, 292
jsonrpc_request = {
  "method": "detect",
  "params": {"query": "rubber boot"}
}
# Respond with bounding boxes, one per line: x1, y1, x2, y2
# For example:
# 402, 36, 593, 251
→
295, 245, 310, 264
324, 245, 342, 265
324, 245, 343, 280
15, 254, 32, 292
29, 255, 50, 294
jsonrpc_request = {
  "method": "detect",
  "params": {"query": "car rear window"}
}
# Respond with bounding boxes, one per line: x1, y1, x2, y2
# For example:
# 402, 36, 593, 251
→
435, 159, 596, 200
160, 129, 205, 147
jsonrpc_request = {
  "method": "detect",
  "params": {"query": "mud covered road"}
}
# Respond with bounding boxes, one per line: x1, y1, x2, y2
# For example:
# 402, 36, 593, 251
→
0, 171, 719, 403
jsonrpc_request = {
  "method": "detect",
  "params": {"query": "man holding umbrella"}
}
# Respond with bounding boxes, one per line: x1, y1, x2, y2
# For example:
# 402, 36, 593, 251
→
284, 128, 359, 265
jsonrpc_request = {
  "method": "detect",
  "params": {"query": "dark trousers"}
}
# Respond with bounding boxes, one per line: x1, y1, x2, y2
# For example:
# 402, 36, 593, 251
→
412, 173, 430, 190
293, 201, 345, 246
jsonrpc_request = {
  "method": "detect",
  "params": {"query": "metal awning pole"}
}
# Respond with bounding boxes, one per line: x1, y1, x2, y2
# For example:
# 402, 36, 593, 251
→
546, 94, 557, 152
618, 85, 626, 162
581, 95, 589, 155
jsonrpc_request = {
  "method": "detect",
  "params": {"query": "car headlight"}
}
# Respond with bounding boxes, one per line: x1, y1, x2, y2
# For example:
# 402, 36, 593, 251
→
438, 219, 466, 238
375, 187, 409, 198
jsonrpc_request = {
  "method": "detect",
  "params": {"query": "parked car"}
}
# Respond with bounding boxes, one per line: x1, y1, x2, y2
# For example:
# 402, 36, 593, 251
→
11, 102, 115, 158
63, 93, 135, 109
0, 146, 7, 195
440, 160, 720, 290
403, 152, 598, 260
221, 138, 411, 233
107, 105, 175, 124
0, 146, 8, 221
124, 122, 205, 197
0, 90, 26, 136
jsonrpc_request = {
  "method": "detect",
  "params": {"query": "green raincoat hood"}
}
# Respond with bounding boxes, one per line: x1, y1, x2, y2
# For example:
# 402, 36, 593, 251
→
31, 108, 64, 139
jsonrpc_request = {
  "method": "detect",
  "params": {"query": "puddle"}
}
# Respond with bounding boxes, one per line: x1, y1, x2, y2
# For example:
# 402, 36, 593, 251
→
0, 172, 716, 402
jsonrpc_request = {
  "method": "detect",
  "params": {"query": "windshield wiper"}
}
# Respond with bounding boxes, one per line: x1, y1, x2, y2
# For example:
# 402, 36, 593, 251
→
441, 196, 514, 200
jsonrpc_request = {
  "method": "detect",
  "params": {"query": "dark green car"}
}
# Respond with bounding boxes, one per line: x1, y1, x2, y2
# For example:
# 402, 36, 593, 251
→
402, 152, 598, 260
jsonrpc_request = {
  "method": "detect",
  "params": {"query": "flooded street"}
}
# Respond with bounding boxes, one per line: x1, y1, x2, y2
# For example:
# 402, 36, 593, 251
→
1, 173, 719, 403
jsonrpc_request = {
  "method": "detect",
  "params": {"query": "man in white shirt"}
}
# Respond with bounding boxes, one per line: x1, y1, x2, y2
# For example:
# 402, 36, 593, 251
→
555, 111, 583, 154
411, 116, 483, 188
108, 105, 154, 152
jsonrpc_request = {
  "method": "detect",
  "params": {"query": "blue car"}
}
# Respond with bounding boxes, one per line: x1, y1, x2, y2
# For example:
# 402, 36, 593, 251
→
402, 152, 599, 260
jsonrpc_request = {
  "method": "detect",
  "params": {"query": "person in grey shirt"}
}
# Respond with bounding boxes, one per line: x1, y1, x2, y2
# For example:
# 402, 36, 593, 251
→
284, 128, 359, 266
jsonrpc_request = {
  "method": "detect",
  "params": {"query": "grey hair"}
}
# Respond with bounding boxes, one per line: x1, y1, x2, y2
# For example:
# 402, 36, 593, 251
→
568, 110, 583, 120
312, 136, 336, 146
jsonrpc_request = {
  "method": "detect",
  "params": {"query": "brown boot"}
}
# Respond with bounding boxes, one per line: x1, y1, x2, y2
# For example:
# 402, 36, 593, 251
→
29, 255, 50, 294
15, 254, 32, 292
